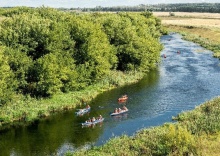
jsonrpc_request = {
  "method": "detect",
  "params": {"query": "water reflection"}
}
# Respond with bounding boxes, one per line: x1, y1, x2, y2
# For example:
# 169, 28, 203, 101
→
111, 113, 128, 122
82, 122, 104, 129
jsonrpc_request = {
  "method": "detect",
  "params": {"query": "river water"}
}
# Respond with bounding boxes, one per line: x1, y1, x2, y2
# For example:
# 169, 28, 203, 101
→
0, 33, 220, 156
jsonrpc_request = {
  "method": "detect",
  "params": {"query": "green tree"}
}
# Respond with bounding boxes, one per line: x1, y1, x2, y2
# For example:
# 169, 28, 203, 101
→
33, 52, 77, 97
95, 12, 162, 72
3, 47, 32, 93
69, 16, 117, 84
0, 46, 16, 105
0, 7, 163, 98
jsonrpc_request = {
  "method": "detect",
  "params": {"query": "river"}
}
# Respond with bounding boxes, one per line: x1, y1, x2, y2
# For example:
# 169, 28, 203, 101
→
0, 33, 220, 156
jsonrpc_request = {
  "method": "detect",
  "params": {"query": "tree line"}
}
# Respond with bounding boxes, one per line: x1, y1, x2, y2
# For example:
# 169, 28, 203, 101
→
72, 3, 220, 13
0, 7, 166, 106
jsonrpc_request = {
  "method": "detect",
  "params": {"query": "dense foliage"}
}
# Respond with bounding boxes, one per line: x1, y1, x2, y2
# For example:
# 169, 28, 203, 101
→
0, 7, 164, 105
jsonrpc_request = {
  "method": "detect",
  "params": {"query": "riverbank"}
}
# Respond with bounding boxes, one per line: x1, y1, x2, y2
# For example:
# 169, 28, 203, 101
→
68, 96, 220, 156
165, 25, 220, 58
0, 71, 144, 130
153, 12, 220, 58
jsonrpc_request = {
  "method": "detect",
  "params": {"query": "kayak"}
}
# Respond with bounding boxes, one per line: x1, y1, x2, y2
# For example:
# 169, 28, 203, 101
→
81, 118, 104, 126
110, 109, 129, 116
75, 107, 91, 116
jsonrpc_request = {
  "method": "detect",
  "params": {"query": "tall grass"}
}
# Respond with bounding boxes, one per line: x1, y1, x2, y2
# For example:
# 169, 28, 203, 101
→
174, 97, 220, 135
70, 124, 198, 156
153, 12, 220, 58
165, 25, 220, 58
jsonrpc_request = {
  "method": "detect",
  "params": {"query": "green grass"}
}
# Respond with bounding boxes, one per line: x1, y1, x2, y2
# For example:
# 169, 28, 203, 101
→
165, 25, 220, 58
175, 97, 220, 135
154, 13, 220, 58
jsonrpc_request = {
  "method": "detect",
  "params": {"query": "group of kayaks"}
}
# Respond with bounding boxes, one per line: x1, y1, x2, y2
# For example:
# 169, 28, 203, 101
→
76, 95, 129, 127
75, 104, 104, 127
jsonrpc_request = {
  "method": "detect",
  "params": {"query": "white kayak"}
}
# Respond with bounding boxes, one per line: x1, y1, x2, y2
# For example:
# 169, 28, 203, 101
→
110, 109, 129, 116
81, 118, 104, 126
75, 107, 91, 115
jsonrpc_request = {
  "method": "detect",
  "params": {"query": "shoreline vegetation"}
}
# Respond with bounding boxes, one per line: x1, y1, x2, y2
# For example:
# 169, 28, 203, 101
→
69, 12, 220, 155
0, 8, 165, 130
154, 12, 220, 58
0, 71, 144, 130
1, 7, 220, 155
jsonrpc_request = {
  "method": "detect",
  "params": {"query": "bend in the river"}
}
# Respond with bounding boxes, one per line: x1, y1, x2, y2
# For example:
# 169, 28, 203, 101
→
0, 33, 220, 156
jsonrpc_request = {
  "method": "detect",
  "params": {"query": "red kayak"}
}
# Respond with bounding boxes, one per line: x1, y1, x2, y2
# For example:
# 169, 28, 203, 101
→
118, 95, 128, 102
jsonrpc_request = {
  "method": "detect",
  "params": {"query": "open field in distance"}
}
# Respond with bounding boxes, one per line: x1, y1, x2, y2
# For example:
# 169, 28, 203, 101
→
154, 12, 220, 58
154, 12, 220, 42
161, 18, 220, 29
153, 12, 220, 29
153, 12, 220, 19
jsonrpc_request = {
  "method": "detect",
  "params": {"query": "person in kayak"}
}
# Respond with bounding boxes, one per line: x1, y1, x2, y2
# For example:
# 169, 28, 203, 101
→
122, 106, 128, 111
92, 117, 96, 122
122, 95, 128, 98
88, 118, 91, 122
98, 115, 102, 120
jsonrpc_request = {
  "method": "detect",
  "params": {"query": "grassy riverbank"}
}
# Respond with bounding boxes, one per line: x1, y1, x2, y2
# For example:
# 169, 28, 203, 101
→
153, 12, 220, 58
0, 71, 144, 130
68, 97, 220, 156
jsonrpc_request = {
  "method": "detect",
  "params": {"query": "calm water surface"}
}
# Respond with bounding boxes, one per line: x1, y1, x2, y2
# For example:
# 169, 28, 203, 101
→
0, 33, 220, 156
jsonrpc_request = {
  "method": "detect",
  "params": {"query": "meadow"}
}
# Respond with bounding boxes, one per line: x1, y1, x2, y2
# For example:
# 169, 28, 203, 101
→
153, 12, 220, 58
153, 12, 220, 19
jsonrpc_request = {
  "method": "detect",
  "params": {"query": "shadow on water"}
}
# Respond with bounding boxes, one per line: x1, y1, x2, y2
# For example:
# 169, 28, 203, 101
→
1, 33, 220, 155
0, 111, 105, 156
